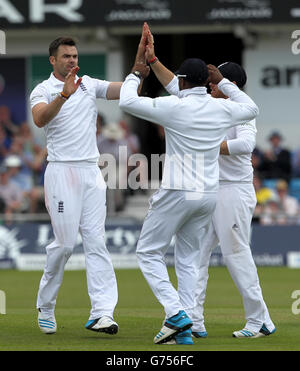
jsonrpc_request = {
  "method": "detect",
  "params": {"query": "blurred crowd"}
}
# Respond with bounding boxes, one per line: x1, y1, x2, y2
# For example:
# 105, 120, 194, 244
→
0, 105, 48, 221
1, 104, 300, 225
252, 131, 300, 225
96, 113, 148, 213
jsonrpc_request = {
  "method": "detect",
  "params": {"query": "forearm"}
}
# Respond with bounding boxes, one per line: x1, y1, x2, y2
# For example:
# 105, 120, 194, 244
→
119, 74, 168, 126
218, 78, 257, 106
218, 78, 259, 123
33, 96, 66, 128
106, 82, 123, 100
150, 59, 175, 88
227, 136, 256, 155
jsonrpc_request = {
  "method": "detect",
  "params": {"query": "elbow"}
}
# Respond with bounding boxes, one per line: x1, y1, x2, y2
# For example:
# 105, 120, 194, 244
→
34, 119, 45, 128
119, 96, 134, 112
33, 116, 48, 128
243, 142, 256, 155
253, 104, 259, 118
248, 138, 256, 153
119, 100, 127, 112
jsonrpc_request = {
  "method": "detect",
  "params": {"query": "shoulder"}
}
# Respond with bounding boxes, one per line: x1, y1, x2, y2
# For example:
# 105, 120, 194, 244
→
30, 82, 49, 103
81, 75, 108, 87
30, 77, 51, 96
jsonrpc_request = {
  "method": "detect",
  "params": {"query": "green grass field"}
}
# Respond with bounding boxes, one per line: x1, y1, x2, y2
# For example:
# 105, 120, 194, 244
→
0, 267, 299, 351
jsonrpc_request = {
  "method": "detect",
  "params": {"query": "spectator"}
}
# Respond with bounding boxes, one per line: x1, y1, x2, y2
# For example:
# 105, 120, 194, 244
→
275, 179, 300, 224
18, 121, 43, 156
259, 193, 285, 225
251, 147, 263, 174
260, 179, 300, 225
252, 172, 276, 223
6, 138, 34, 193
0, 165, 24, 222
0, 105, 19, 139
119, 120, 140, 155
17, 122, 46, 193
28, 147, 48, 213
259, 131, 292, 183
119, 119, 148, 192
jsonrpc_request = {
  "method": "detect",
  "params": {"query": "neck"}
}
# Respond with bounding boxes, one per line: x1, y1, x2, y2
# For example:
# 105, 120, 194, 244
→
53, 71, 65, 82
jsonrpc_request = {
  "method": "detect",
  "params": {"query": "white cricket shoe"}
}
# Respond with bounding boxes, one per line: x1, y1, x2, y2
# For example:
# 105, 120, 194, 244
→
233, 324, 276, 338
38, 309, 57, 334
85, 316, 118, 335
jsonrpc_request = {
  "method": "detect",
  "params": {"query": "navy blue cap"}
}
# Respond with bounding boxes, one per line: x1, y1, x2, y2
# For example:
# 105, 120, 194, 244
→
176, 58, 209, 85
217, 62, 247, 88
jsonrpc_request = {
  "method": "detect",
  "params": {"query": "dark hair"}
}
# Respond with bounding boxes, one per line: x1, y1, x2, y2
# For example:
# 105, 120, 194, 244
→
49, 37, 77, 57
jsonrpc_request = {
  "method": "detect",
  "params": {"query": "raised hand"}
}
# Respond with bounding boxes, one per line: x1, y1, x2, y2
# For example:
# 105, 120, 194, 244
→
135, 22, 148, 64
62, 66, 82, 97
207, 64, 223, 85
145, 25, 156, 63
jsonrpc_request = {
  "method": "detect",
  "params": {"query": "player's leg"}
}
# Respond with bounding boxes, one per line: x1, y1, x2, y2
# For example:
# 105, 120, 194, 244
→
37, 163, 83, 333
215, 184, 275, 336
175, 193, 216, 339
137, 189, 184, 318
136, 189, 194, 344
190, 222, 219, 337
80, 166, 118, 334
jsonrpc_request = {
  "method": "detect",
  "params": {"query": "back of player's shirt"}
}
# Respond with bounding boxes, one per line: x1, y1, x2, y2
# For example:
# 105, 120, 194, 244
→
120, 75, 258, 194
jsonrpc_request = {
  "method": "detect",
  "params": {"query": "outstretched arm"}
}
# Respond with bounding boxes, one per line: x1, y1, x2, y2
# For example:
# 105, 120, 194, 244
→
144, 23, 175, 88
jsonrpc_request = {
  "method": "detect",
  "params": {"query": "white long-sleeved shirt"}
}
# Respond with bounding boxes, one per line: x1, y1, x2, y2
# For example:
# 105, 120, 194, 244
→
166, 76, 257, 183
30, 73, 109, 162
219, 120, 256, 182
119, 74, 259, 193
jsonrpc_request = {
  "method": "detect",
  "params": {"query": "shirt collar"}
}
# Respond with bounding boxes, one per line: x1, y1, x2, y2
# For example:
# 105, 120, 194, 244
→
178, 86, 207, 98
49, 72, 79, 86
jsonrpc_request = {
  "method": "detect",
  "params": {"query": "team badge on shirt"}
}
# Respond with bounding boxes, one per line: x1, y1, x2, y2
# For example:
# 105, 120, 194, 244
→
58, 201, 64, 213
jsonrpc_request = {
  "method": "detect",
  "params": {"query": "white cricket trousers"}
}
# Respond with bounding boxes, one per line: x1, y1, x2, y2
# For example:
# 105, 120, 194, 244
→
136, 188, 216, 319
36, 161, 118, 320
186, 183, 275, 332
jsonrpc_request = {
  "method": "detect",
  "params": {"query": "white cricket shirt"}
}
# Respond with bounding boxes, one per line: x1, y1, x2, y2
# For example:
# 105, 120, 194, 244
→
166, 76, 257, 184
219, 119, 257, 182
30, 73, 109, 162
119, 75, 259, 193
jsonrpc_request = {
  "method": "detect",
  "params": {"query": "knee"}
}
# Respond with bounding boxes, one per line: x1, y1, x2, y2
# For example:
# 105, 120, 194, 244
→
136, 244, 147, 262
63, 246, 73, 259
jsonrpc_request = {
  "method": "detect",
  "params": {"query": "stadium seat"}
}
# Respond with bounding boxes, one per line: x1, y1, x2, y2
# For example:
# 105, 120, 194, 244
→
289, 178, 300, 202
262, 179, 278, 190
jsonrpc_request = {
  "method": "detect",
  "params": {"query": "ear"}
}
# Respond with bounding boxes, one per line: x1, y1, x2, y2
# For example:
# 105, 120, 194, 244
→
182, 79, 189, 90
232, 81, 238, 86
49, 55, 56, 67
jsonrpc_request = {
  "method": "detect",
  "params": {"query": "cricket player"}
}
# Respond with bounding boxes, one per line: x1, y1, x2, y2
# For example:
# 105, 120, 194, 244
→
119, 29, 259, 344
146, 30, 276, 339
30, 37, 122, 335
190, 62, 276, 339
